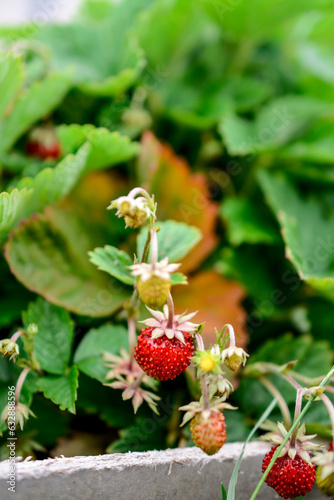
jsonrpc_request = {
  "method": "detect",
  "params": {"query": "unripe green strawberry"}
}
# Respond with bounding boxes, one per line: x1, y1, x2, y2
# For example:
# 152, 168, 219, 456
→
190, 411, 226, 455
313, 450, 334, 497
137, 275, 170, 309
316, 466, 334, 496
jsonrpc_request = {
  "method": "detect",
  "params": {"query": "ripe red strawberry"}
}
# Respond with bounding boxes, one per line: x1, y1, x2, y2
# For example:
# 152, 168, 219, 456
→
190, 411, 226, 455
26, 126, 61, 160
262, 445, 316, 499
134, 326, 194, 381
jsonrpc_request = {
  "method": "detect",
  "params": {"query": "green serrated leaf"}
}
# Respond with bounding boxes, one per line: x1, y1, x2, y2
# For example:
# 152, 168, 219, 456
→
0, 70, 72, 154
23, 297, 74, 375
89, 246, 134, 286
35, 7, 144, 97
38, 366, 79, 414
219, 96, 329, 156
137, 220, 202, 263
57, 124, 139, 172
221, 197, 279, 246
74, 323, 129, 382
0, 143, 90, 242
259, 170, 334, 300
5, 207, 130, 317
0, 52, 24, 119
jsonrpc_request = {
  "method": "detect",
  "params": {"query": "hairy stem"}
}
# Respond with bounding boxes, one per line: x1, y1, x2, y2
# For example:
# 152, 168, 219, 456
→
201, 374, 210, 410
225, 323, 236, 348
150, 228, 158, 271
290, 388, 304, 445
10, 330, 25, 344
141, 229, 151, 264
128, 187, 151, 201
128, 317, 136, 371
15, 368, 31, 406
195, 333, 205, 352
260, 377, 292, 429
166, 293, 175, 329
283, 373, 302, 390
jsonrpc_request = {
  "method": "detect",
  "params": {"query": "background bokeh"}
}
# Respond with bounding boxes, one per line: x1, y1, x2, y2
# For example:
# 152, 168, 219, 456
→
0, 0, 333, 459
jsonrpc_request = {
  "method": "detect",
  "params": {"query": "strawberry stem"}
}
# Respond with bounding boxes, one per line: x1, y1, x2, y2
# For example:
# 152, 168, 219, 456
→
15, 367, 31, 406
290, 388, 304, 445
166, 292, 174, 329
225, 324, 236, 348
201, 375, 210, 410
128, 317, 136, 371
10, 329, 25, 343
260, 377, 292, 429
195, 333, 205, 351
128, 187, 151, 201
150, 228, 158, 272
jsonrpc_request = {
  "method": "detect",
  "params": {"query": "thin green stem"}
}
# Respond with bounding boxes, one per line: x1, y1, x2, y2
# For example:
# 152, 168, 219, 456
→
201, 374, 210, 410
260, 378, 292, 429
249, 365, 334, 500
140, 229, 151, 264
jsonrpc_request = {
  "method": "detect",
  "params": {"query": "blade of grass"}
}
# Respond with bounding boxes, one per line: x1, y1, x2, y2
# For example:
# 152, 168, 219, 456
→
226, 397, 278, 500
249, 366, 334, 500
221, 483, 227, 500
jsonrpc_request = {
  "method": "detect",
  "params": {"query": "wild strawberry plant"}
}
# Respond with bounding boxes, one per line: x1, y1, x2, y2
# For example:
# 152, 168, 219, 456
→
0, 0, 333, 498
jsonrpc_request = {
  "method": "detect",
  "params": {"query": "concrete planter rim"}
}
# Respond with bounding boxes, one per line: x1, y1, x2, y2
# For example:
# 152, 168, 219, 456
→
0, 440, 325, 500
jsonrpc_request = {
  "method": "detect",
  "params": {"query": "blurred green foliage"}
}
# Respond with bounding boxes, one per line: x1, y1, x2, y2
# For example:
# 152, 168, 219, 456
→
0, 0, 333, 457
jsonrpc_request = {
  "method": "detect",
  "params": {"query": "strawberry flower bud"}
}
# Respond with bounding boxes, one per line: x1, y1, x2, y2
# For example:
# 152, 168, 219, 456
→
221, 346, 249, 371
0, 339, 19, 361
108, 195, 150, 228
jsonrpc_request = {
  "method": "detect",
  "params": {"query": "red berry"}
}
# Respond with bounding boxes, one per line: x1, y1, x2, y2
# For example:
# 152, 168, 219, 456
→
190, 412, 226, 455
26, 126, 61, 160
134, 326, 194, 381
26, 140, 60, 159
329, 442, 333, 452
262, 446, 316, 499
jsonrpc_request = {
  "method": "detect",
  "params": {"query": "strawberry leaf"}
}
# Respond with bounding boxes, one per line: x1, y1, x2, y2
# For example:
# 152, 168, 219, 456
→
38, 366, 79, 414
23, 298, 74, 375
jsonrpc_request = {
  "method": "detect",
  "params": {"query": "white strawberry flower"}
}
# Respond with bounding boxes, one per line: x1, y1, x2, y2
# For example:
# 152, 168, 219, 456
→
129, 258, 180, 282
141, 305, 198, 343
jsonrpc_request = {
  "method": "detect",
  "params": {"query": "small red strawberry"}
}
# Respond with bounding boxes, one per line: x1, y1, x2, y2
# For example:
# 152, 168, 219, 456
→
261, 422, 320, 499
190, 411, 226, 455
135, 326, 194, 381
26, 126, 61, 160
179, 397, 236, 455
134, 306, 198, 381
262, 445, 316, 499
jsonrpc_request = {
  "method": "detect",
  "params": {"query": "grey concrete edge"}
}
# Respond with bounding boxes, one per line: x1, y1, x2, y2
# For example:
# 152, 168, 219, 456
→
0, 441, 325, 500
